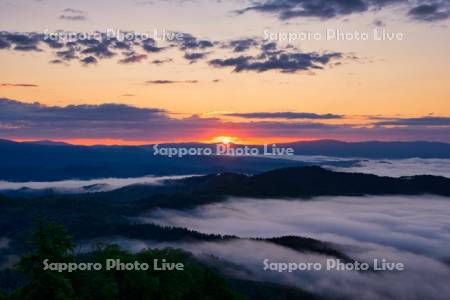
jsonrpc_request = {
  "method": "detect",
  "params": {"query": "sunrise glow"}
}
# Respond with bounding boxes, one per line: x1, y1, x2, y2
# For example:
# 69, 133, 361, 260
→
210, 136, 238, 145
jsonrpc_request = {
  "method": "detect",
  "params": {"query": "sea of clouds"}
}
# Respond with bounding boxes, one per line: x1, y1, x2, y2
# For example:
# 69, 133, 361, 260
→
282, 156, 450, 178
116, 196, 450, 299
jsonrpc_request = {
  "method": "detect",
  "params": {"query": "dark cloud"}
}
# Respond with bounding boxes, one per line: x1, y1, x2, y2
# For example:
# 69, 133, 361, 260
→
142, 38, 165, 53
183, 52, 209, 63
261, 42, 277, 51
227, 38, 259, 52
119, 53, 148, 64
408, 2, 449, 21
146, 80, 177, 84
209, 56, 250, 70
224, 112, 344, 119
1, 32, 42, 52
375, 116, 450, 126
43, 38, 65, 49
13, 44, 42, 52
77, 37, 101, 47
238, 0, 392, 19
210, 50, 343, 73
81, 41, 115, 58
0, 37, 10, 49
0, 98, 206, 142
112, 40, 132, 50
2, 33, 39, 45
80, 56, 98, 65
239, 0, 449, 22
0, 83, 38, 88
176, 33, 214, 50
55, 47, 78, 61
0, 98, 165, 123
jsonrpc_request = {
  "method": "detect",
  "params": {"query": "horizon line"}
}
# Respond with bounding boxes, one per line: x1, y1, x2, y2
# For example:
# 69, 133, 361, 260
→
3, 138, 449, 147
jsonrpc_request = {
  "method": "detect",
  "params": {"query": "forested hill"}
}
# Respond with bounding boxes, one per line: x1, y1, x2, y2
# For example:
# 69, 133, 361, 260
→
168, 166, 450, 198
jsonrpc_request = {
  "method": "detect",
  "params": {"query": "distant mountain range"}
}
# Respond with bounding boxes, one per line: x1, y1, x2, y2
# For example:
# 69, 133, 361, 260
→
279, 139, 450, 158
1, 139, 450, 181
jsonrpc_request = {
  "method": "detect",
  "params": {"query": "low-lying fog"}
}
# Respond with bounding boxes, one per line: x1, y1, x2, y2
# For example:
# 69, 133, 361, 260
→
283, 156, 450, 178
137, 196, 450, 258
0, 175, 195, 193
119, 196, 450, 299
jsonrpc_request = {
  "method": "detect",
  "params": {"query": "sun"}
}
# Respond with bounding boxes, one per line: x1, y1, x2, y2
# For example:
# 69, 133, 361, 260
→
220, 136, 232, 144
211, 136, 236, 145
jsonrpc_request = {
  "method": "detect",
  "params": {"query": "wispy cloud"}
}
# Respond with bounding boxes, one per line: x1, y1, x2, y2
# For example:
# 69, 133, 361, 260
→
374, 117, 450, 126
119, 53, 148, 64
0, 83, 38, 88
224, 112, 344, 120
59, 8, 87, 21
151, 58, 173, 65
145, 80, 198, 84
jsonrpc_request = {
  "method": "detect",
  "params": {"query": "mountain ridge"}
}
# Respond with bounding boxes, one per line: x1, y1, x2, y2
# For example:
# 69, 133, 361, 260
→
1, 139, 450, 181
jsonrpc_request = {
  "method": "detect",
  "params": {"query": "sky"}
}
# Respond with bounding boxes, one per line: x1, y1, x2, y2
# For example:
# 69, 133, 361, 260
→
0, 0, 449, 144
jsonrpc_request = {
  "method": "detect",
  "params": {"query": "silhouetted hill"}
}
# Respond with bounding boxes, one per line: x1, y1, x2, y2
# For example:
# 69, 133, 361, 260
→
260, 236, 351, 261
167, 166, 450, 199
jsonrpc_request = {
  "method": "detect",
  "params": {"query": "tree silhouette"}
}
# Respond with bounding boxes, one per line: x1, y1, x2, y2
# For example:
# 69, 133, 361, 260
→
17, 218, 75, 300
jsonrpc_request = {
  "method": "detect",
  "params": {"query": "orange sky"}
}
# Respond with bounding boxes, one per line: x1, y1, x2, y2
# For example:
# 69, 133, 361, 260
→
1, 0, 449, 144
